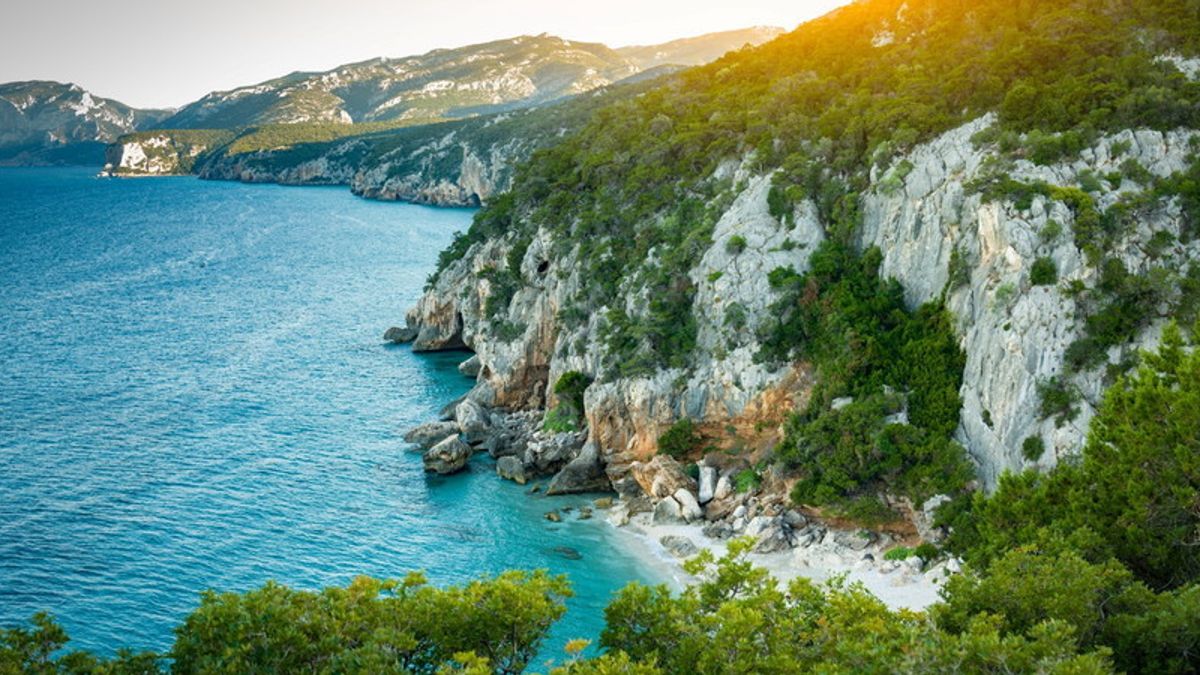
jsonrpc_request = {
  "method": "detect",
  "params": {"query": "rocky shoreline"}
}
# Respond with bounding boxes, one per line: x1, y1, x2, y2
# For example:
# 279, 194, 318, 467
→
390, 327, 959, 609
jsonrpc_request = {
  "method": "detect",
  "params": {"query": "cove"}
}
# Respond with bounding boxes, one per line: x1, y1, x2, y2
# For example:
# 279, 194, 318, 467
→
0, 168, 666, 662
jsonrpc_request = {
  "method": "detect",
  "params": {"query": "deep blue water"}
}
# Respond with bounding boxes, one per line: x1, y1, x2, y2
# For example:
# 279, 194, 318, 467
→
0, 168, 661, 666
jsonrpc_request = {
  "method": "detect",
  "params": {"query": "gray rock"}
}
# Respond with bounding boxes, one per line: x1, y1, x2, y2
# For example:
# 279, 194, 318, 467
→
831, 396, 854, 411
744, 515, 774, 538
701, 521, 734, 540
753, 526, 793, 554
630, 455, 697, 499
438, 396, 465, 422
916, 494, 952, 543
832, 529, 876, 552
546, 442, 610, 495
673, 488, 704, 522
714, 475, 733, 501
652, 497, 683, 524
423, 435, 472, 475
782, 510, 807, 529
659, 535, 699, 559
698, 465, 717, 504
455, 399, 491, 445
402, 421, 460, 450
496, 456, 527, 484
607, 503, 631, 526
384, 325, 418, 344
526, 431, 586, 474
458, 354, 482, 378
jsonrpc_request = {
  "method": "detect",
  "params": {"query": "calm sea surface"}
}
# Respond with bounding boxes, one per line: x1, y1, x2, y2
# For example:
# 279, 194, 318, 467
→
0, 168, 663, 663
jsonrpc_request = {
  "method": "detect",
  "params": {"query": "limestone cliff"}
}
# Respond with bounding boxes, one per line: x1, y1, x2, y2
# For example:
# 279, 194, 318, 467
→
404, 116, 1200, 490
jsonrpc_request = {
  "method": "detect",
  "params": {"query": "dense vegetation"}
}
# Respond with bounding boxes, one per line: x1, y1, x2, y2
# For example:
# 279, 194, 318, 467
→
435, 0, 1200, 380
756, 242, 972, 520
14, 327, 1199, 673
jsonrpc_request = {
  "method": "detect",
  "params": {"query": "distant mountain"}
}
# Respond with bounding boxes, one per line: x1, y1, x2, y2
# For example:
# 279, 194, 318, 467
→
616, 26, 785, 69
156, 29, 783, 131
0, 81, 171, 166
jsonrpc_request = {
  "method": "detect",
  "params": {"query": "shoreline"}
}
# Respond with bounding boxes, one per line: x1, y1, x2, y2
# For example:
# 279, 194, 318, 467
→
598, 504, 951, 611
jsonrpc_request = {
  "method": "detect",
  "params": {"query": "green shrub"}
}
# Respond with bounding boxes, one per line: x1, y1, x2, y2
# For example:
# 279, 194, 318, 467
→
553, 371, 592, 412
993, 282, 1017, 310
1022, 435, 1046, 461
726, 234, 748, 255
914, 542, 940, 561
1030, 257, 1058, 286
1040, 219, 1064, 242
734, 469, 761, 493
884, 546, 914, 561
1038, 377, 1081, 427
657, 418, 701, 459
543, 405, 580, 433
946, 246, 971, 293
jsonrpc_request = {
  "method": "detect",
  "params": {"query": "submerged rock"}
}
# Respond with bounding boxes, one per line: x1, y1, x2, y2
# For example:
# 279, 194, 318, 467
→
548, 545, 582, 560
544, 510, 561, 522
403, 421, 459, 450
423, 435, 472, 475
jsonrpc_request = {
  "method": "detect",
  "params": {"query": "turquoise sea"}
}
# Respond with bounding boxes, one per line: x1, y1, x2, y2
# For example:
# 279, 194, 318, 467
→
0, 168, 663, 663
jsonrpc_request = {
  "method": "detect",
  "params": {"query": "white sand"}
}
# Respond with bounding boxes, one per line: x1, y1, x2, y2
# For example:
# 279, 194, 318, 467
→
604, 512, 948, 611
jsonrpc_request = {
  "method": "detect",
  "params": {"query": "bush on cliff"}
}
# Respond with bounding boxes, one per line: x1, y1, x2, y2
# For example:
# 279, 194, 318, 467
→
948, 324, 1200, 591
760, 241, 971, 516
657, 418, 701, 459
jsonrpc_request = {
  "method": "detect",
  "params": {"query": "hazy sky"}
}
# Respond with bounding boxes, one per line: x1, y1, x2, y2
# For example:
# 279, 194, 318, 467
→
1, 0, 848, 109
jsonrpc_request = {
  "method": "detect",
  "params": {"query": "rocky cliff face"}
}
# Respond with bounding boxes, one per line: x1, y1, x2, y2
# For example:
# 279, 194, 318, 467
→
102, 132, 227, 176
403, 115, 1200, 491
189, 124, 529, 206
0, 81, 170, 166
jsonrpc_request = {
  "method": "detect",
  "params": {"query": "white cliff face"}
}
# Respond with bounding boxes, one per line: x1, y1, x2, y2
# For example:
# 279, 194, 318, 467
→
407, 115, 1200, 491
103, 134, 217, 176
859, 117, 1199, 486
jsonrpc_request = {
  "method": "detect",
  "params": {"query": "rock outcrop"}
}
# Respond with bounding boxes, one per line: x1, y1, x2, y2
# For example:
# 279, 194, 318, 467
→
423, 435, 473, 475
403, 115, 1200, 493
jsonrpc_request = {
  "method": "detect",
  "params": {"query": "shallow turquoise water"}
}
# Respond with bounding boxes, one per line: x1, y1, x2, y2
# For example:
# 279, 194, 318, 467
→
0, 168, 662, 665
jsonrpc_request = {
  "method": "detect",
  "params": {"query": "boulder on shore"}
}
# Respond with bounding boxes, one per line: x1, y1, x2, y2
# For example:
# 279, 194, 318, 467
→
402, 421, 460, 450
698, 465, 717, 504
384, 326, 418, 344
455, 399, 492, 445
673, 488, 704, 522
546, 442, 610, 495
423, 435, 473, 475
652, 496, 683, 524
660, 535, 699, 559
631, 455, 697, 499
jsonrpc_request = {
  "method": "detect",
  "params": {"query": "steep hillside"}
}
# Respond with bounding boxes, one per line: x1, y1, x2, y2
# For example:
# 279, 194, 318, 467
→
157, 30, 780, 132
187, 77, 663, 205
0, 81, 170, 165
400, 0, 1200, 530
616, 26, 784, 68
